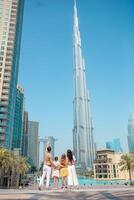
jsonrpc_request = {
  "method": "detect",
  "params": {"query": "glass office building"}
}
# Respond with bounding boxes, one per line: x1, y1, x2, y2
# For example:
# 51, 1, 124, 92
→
106, 138, 122, 153
12, 85, 24, 149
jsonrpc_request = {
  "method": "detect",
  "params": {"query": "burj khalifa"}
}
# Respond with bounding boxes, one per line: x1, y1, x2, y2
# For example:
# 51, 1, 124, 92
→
73, 0, 95, 169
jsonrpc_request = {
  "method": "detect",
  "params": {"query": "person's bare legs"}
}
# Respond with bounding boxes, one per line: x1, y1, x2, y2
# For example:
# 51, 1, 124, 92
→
54, 177, 58, 189
65, 176, 67, 188
61, 177, 65, 188
62, 176, 67, 188
55, 177, 58, 188
53, 177, 56, 188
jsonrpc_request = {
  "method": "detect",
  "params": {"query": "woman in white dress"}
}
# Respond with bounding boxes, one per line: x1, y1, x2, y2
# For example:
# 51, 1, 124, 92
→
67, 149, 78, 187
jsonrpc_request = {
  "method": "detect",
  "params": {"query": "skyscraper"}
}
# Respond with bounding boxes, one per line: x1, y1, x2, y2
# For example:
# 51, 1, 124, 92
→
73, 0, 95, 169
12, 85, 24, 150
0, 0, 25, 148
106, 138, 123, 153
22, 111, 28, 157
127, 113, 134, 153
28, 121, 39, 168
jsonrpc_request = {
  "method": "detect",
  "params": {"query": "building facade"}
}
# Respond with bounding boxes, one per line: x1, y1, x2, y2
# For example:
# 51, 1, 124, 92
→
73, 0, 95, 169
22, 111, 28, 157
0, 0, 25, 148
106, 138, 122, 153
94, 150, 134, 180
28, 121, 39, 168
127, 113, 134, 153
12, 85, 24, 150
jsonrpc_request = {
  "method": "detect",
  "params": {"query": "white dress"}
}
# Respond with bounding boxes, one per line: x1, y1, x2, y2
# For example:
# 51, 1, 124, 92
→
52, 161, 60, 178
68, 156, 78, 186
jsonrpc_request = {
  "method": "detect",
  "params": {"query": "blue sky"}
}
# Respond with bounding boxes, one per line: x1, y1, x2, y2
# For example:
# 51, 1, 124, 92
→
19, 0, 134, 156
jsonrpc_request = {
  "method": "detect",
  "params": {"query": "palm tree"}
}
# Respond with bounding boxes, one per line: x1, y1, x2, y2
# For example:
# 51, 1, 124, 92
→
119, 153, 134, 184
0, 148, 30, 188
0, 148, 5, 185
16, 157, 30, 187
31, 166, 37, 174
0, 148, 14, 188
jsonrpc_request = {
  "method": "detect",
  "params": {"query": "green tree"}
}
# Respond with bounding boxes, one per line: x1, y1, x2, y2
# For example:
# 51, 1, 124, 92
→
0, 148, 14, 188
0, 148, 30, 188
119, 153, 134, 184
31, 166, 37, 174
16, 157, 30, 187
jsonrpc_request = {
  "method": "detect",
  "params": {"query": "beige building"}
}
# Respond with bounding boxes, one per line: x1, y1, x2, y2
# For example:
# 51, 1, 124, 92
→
94, 149, 134, 180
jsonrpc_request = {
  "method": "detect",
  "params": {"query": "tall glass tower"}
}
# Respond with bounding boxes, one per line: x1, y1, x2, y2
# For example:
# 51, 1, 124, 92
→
106, 138, 123, 153
12, 85, 24, 150
73, 0, 95, 169
127, 113, 134, 153
0, 0, 24, 148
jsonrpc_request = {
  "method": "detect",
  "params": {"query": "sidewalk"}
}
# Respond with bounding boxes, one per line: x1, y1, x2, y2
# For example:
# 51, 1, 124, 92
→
0, 186, 134, 200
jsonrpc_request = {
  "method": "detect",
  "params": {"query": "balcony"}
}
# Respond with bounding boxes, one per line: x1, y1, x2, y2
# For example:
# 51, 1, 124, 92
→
0, 134, 5, 140
4, 72, 11, 77
1, 95, 8, 100
2, 83, 10, 89
6, 46, 14, 52
3, 77, 10, 83
4, 68, 12, 73
5, 62, 12, 67
0, 114, 7, 120
0, 127, 6, 133
2, 89, 9, 95
6, 52, 13, 57
94, 158, 112, 164
0, 101, 8, 106
0, 121, 7, 126
0, 107, 8, 114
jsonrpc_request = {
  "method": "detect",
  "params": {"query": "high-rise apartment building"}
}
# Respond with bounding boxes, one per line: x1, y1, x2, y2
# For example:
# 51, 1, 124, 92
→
73, 0, 95, 169
0, 0, 25, 148
28, 121, 39, 168
127, 113, 134, 153
12, 85, 24, 150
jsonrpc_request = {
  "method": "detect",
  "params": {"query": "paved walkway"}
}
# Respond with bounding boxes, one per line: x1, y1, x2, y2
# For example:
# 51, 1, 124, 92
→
0, 186, 134, 200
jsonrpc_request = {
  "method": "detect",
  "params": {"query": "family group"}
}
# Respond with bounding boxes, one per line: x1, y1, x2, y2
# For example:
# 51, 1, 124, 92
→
39, 146, 78, 190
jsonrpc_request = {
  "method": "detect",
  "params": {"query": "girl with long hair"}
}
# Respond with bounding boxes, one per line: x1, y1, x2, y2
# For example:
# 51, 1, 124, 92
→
67, 149, 78, 187
60, 154, 68, 188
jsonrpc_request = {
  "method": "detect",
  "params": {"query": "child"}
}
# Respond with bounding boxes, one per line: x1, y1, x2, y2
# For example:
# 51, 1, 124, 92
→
60, 154, 68, 188
52, 156, 60, 189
